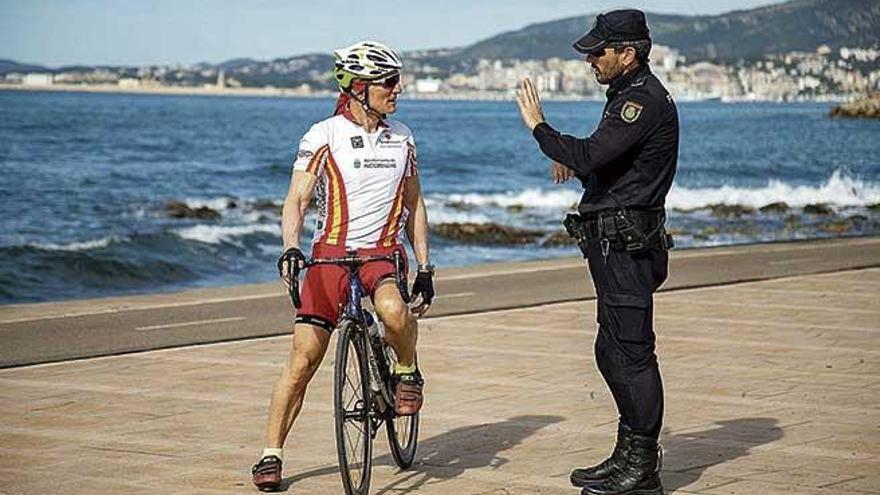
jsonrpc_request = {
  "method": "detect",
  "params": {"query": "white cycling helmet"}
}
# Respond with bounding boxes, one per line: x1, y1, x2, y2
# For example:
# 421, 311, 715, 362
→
333, 40, 403, 92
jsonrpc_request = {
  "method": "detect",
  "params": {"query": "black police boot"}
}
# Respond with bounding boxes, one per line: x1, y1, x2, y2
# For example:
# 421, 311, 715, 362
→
581, 434, 663, 495
570, 423, 633, 487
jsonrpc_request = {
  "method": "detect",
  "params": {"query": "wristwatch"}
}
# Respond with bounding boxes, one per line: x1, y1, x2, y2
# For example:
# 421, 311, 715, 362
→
417, 263, 435, 274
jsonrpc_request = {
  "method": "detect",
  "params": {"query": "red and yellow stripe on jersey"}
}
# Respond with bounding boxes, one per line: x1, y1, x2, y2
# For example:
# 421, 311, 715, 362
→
319, 153, 349, 246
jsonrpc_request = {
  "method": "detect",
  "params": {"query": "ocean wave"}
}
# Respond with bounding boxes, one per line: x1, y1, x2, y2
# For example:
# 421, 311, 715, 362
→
427, 170, 878, 214
173, 223, 279, 244
429, 209, 494, 224
428, 188, 581, 209
669, 170, 880, 210
32, 236, 124, 252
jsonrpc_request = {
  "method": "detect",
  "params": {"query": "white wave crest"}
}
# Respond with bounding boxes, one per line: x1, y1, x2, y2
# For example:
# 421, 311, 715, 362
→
174, 224, 279, 244
429, 209, 494, 224
429, 188, 581, 209
669, 170, 880, 210
34, 236, 122, 252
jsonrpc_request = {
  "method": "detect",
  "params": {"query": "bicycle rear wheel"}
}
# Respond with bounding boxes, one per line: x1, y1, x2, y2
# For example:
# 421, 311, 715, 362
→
334, 322, 373, 495
385, 347, 419, 469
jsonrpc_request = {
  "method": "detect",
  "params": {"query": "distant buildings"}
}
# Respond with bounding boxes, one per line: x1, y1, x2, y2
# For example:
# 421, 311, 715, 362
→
22, 73, 53, 86
4, 43, 878, 102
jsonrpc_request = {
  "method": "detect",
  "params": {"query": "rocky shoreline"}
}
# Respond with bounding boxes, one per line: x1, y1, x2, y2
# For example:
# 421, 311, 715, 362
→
161, 198, 879, 247
830, 94, 880, 119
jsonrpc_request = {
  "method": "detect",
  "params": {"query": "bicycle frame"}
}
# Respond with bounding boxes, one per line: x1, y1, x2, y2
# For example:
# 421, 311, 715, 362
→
282, 249, 410, 312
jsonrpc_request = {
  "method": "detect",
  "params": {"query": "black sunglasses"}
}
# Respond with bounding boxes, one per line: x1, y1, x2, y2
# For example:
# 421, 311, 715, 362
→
372, 73, 400, 89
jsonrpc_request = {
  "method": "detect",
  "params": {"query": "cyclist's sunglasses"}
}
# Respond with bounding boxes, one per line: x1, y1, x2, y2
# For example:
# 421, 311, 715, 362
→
371, 73, 401, 89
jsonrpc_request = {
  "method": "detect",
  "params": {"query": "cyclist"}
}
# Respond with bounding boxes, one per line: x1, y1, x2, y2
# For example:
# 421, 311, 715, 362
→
252, 40, 434, 492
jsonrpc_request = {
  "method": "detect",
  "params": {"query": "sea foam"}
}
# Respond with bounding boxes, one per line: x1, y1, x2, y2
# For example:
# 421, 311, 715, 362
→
430, 188, 581, 209
669, 170, 879, 210
174, 224, 279, 244
33, 236, 123, 252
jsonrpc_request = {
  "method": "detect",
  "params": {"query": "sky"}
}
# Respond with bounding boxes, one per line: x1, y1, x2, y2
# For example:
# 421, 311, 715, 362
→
1, 0, 786, 67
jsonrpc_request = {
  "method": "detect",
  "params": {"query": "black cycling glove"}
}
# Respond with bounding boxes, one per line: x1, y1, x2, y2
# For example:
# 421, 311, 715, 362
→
411, 269, 435, 306
277, 247, 305, 279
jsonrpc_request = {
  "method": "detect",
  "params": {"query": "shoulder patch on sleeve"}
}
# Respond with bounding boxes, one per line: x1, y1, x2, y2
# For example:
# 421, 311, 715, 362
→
620, 100, 644, 123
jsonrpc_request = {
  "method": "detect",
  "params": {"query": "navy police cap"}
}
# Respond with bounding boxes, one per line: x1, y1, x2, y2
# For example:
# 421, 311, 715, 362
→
573, 9, 650, 55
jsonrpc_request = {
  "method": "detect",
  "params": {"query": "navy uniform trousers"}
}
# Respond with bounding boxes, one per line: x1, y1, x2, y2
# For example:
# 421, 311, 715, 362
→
585, 238, 668, 439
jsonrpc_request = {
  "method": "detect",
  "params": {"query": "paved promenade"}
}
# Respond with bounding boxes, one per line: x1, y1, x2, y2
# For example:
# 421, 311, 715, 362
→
1, 262, 878, 493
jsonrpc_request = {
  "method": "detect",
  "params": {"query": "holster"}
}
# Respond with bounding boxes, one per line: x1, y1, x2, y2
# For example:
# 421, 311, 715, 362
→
564, 213, 591, 257
564, 209, 674, 256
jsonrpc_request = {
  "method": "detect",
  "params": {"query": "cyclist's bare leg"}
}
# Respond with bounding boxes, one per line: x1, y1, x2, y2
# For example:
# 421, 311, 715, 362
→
373, 279, 417, 367
264, 323, 331, 448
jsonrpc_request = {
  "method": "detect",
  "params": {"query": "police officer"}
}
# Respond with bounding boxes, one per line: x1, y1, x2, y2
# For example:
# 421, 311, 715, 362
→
515, 9, 677, 495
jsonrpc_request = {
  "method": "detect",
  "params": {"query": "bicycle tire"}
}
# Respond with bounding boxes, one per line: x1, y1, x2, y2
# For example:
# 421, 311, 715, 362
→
334, 321, 373, 495
384, 346, 419, 469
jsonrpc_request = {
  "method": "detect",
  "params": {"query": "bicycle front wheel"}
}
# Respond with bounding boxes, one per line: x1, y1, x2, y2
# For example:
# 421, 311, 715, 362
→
385, 346, 419, 469
334, 321, 373, 495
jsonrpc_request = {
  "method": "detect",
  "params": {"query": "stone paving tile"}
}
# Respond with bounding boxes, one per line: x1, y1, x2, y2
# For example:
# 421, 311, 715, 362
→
0, 268, 878, 494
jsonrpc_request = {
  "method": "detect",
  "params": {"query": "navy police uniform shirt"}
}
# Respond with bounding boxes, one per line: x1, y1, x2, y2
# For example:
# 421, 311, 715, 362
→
532, 64, 679, 214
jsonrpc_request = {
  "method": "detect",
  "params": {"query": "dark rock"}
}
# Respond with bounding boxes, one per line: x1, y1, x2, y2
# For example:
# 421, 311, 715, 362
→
829, 95, 880, 119
227, 200, 238, 209
165, 200, 221, 220
253, 199, 279, 210
709, 203, 755, 218
819, 219, 855, 234
446, 201, 476, 211
192, 207, 221, 220
506, 204, 525, 213
432, 222, 543, 245
252, 199, 282, 216
541, 230, 576, 247
759, 202, 790, 214
672, 207, 702, 214
803, 203, 834, 215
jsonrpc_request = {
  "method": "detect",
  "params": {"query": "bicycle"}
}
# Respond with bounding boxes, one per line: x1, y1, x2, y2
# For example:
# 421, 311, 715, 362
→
279, 249, 420, 495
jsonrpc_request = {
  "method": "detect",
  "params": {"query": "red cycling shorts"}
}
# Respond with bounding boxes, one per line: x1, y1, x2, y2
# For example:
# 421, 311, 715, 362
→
295, 243, 408, 332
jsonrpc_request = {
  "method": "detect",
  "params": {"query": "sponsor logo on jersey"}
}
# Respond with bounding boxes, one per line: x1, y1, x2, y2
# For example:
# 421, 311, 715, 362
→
362, 158, 397, 169
350, 136, 364, 149
353, 159, 362, 169
377, 131, 406, 148
297, 149, 313, 159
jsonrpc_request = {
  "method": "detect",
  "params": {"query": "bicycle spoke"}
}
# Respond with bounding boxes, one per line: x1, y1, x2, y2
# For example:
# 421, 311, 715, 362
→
343, 423, 363, 483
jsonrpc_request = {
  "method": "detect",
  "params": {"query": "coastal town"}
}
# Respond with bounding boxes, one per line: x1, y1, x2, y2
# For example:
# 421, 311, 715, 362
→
4, 43, 879, 102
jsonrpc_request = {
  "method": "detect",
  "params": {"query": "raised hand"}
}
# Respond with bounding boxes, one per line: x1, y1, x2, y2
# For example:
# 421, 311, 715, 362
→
514, 78, 546, 131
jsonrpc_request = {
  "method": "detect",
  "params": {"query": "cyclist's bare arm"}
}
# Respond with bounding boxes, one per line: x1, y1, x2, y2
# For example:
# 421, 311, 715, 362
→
403, 175, 430, 267
280, 170, 317, 286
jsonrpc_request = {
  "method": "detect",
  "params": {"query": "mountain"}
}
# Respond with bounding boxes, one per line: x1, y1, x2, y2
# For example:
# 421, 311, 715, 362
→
0, 59, 50, 75
429, 0, 880, 63
3, 0, 875, 86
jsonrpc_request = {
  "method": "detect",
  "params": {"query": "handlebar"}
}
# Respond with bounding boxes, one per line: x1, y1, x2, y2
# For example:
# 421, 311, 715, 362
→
278, 250, 410, 310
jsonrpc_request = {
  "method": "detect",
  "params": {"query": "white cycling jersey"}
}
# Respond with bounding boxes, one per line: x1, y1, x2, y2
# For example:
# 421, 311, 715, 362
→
292, 111, 418, 249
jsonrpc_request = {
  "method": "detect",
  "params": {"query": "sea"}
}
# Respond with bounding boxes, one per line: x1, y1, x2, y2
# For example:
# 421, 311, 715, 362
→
1, 89, 878, 303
